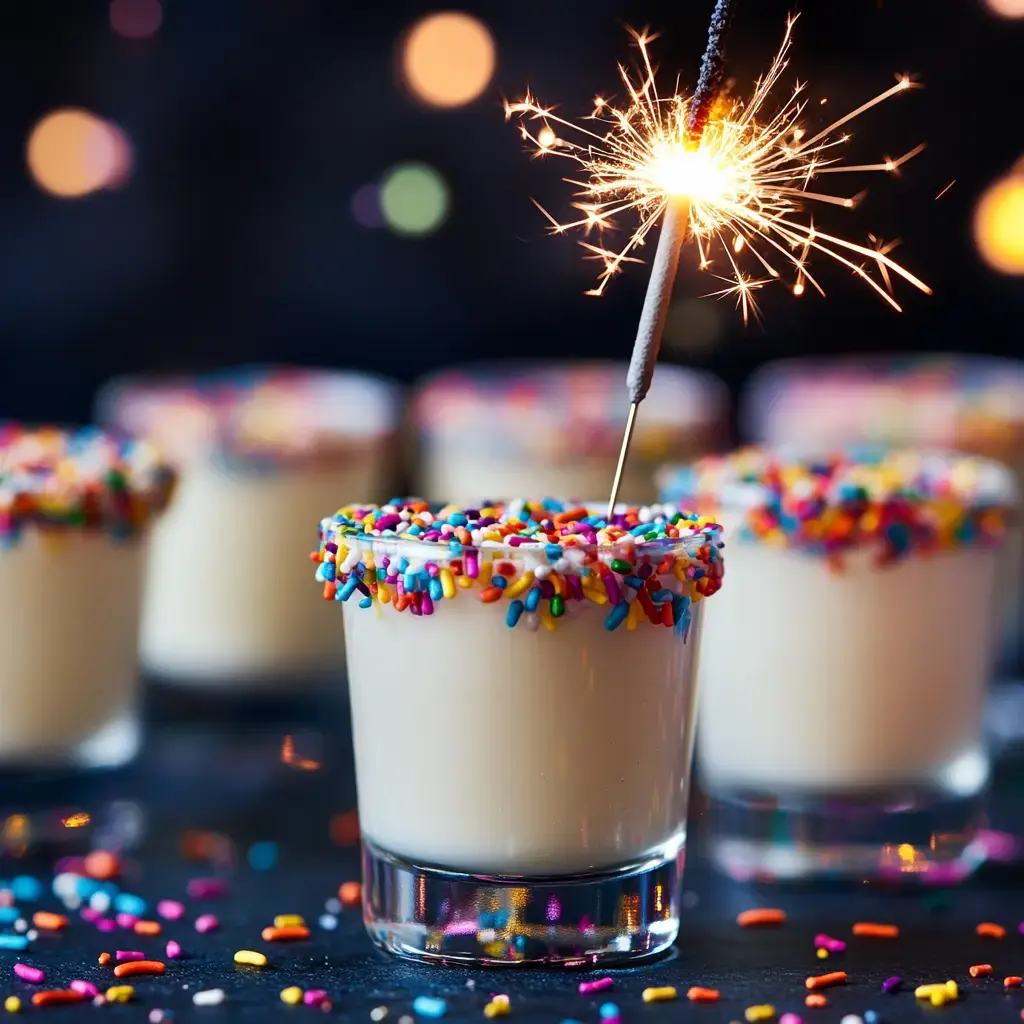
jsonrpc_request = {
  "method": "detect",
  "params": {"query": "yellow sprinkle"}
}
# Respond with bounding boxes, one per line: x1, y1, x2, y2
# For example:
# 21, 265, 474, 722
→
626, 594, 644, 630
234, 950, 268, 967
378, 582, 391, 604
478, 562, 493, 586
816, 947, 829, 959
539, 604, 558, 631
439, 569, 456, 599
915, 980, 958, 1002
274, 915, 305, 928
4, 996, 20, 1013
504, 571, 533, 599
642, 986, 678, 1003
457, 573, 474, 589
745, 1006, 776, 1023
490, 996, 510, 1007
483, 941, 506, 958
581, 585, 608, 605
280, 987, 303, 1005
105, 986, 134, 1003
483, 1001, 510, 1018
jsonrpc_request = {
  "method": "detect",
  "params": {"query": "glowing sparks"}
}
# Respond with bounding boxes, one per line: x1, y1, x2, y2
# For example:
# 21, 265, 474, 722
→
505, 17, 931, 320
61, 813, 91, 829
281, 735, 320, 771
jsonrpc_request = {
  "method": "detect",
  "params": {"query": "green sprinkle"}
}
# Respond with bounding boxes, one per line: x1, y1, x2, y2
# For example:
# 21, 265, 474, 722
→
550, 594, 565, 618
610, 559, 633, 574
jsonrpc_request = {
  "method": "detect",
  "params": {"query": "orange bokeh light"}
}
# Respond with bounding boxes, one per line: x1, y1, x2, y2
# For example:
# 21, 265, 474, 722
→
984, 0, 1024, 17
26, 109, 132, 198
974, 163, 1024, 275
402, 11, 495, 108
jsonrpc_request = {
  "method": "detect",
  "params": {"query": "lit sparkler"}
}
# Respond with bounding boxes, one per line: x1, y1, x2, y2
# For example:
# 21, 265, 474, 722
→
506, 14, 930, 323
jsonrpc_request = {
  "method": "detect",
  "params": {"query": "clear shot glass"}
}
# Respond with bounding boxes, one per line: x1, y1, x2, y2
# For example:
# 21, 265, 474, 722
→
0, 425, 174, 774
313, 499, 725, 965
411, 362, 727, 505
97, 368, 400, 694
659, 447, 1019, 884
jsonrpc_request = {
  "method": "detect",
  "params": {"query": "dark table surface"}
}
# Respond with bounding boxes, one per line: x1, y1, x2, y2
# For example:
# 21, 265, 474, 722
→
4, 688, 1024, 1023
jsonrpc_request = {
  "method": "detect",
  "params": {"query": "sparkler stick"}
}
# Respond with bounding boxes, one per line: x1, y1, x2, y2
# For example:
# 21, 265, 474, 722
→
609, 0, 738, 517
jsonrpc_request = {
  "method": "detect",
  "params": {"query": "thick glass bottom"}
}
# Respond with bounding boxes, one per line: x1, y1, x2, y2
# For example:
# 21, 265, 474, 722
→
361, 836, 685, 967
704, 755, 990, 884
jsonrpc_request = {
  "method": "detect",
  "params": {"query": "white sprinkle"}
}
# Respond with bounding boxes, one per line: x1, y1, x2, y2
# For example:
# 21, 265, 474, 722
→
370, 1008, 388, 1022
26, 929, 37, 941
318, 914, 338, 931
89, 891, 112, 913
398, 1017, 414, 1024
324, 898, 341, 914
62, 893, 82, 911
534, 564, 551, 580
52, 873, 78, 898
193, 989, 226, 1006
14, 919, 27, 933
465, 980, 476, 990
840, 1016, 864, 1024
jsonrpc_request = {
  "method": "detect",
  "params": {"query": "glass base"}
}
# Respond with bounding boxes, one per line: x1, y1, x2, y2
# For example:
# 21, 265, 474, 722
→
704, 769, 989, 884
361, 837, 684, 967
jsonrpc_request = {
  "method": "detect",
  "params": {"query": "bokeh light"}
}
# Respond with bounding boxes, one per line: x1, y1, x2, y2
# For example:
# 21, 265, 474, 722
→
380, 163, 449, 237
974, 164, 1024, 275
26, 110, 133, 198
401, 12, 495, 108
110, 0, 163, 39
984, 0, 1024, 17
351, 184, 384, 229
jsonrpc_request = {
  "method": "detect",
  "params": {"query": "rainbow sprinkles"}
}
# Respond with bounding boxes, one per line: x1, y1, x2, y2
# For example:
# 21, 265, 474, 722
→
313, 499, 724, 632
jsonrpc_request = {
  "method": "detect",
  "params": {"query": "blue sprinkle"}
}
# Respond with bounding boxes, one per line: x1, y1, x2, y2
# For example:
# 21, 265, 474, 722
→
412, 995, 447, 1018
403, 572, 417, 592
524, 587, 542, 612
545, 543, 562, 561
491, 575, 507, 590
514, 935, 526, 949
651, 589, 674, 603
864, 1013, 880, 1024
113, 892, 147, 916
604, 604, 629, 631
0, 935, 28, 950
629, 523, 650, 536
622, 575, 643, 589
247, 841, 278, 871
396, 558, 410, 573
0, 908, 19, 924
429, 578, 443, 601
506, 600, 524, 628
11, 877, 42, 902
448, 541, 463, 556
315, 562, 335, 583
599, 1003, 620, 1019
359, 596, 373, 609
448, 514, 467, 526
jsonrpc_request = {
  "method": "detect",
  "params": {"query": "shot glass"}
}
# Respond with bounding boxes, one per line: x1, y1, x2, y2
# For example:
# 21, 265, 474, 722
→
97, 367, 400, 692
659, 448, 1018, 883
412, 362, 726, 504
742, 355, 1024, 676
313, 499, 724, 965
0, 425, 174, 774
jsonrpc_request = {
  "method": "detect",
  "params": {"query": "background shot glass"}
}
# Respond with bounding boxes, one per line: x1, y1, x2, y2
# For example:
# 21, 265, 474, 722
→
0, 426, 174, 775
97, 368, 400, 699
315, 499, 724, 966
411, 362, 727, 505
659, 448, 1018, 883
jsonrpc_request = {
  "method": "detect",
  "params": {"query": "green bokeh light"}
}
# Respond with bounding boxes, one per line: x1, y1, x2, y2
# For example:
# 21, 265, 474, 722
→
380, 162, 449, 237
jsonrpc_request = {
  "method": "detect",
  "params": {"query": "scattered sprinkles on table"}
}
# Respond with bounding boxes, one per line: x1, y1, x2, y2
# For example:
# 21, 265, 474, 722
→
657, 447, 1017, 567
0, 425, 175, 547
313, 499, 724, 632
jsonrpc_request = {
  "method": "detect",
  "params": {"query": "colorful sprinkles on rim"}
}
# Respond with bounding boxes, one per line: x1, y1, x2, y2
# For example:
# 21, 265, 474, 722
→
0, 424, 175, 546
313, 499, 723, 632
658, 447, 1017, 567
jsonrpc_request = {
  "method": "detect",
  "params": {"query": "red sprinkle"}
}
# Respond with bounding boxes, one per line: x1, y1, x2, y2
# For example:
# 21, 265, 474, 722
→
977, 922, 1006, 939
32, 991, 84, 1007
970, 964, 993, 978
737, 908, 787, 927
1006, 977, 1023, 989
186, 878, 228, 900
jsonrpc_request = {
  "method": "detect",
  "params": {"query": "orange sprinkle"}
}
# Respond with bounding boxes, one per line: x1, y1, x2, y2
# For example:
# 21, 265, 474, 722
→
32, 991, 84, 1007
1006, 976, 1022, 989
113, 960, 166, 979
736, 908, 787, 928
977, 922, 1006, 939
478, 586, 503, 603
32, 911, 69, 931
686, 987, 720, 1003
806, 971, 847, 991
852, 922, 899, 939
339, 881, 362, 906
134, 920, 162, 936
83, 850, 121, 881
98, 952, 112, 966
805, 993, 828, 1008
970, 964, 993, 978
261, 926, 311, 942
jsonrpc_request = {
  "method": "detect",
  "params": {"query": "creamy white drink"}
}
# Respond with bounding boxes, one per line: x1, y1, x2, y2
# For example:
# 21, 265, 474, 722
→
97, 368, 400, 687
0, 426, 174, 769
315, 500, 724, 875
412, 363, 727, 504
659, 448, 1016, 795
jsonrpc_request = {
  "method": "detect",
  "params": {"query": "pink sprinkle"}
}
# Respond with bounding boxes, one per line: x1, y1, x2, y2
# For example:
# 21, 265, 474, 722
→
303, 990, 328, 1007
115, 912, 138, 929
165, 940, 182, 960
578, 977, 614, 994
116, 950, 145, 962
195, 914, 219, 934
80, 907, 101, 923
0, 892, 14, 908
187, 878, 228, 899
779, 1015, 804, 1024
70, 981, 99, 998
157, 900, 185, 921
813, 933, 846, 953
13, 964, 44, 984
96, 918, 117, 933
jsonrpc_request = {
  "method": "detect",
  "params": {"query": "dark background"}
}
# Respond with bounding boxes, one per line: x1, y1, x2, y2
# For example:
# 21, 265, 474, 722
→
0, 0, 1020, 426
